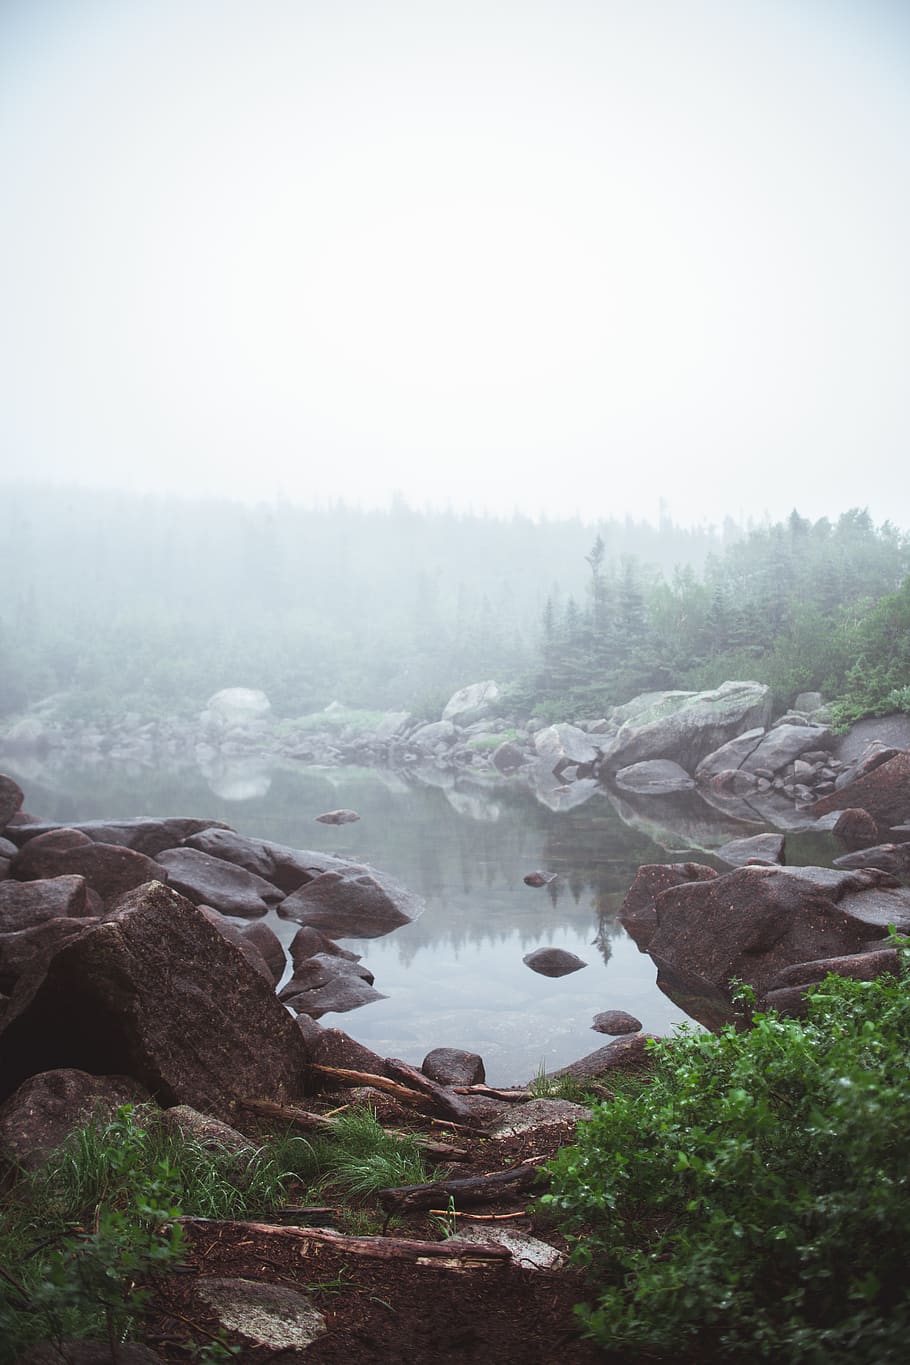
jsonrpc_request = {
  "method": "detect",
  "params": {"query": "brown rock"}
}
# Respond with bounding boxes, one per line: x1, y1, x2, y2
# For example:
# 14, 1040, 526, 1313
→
289, 925, 361, 973
422, 1047, 486, 1086
310, 1027, 388, 1076
619, 862, 719, 950
0, 1067, 150, 1173
812, 751, 910, 829
11, 830, 169, 904
0, 774, 24, 832
241, 919, 287, 985
0, 875, 91, 932
551, 1032, 660, 1080
196, 906, 274, 982
279, 953, 385, 1018
155, 846, 281, 917
4, 817, 230, 856
832, 842, 910, 875
184, 827, 350, 894
0, 881, 309, 1119
832, 807, 880, 851
315, 809, 360, 824
522, 947, 587, 977
592, 1010, 642, 1036
279, 868, 420, 938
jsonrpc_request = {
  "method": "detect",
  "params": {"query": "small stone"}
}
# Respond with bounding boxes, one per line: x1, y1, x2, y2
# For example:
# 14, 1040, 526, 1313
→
522, 947, 587, 977
315, 809, 360, 824
422, 1047, 485, 1086
592, 1010, 643, 1036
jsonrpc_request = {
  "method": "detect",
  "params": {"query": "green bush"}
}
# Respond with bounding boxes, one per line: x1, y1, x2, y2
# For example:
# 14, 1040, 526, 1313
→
542, 959, 910, 1363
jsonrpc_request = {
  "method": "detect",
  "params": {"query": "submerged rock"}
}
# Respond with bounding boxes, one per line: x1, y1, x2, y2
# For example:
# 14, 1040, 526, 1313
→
522, 947, 587, 977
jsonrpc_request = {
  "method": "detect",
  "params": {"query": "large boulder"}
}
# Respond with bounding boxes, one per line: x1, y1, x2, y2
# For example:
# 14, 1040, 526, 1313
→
695, 729, 766, 779
0, 881, 309, 1119
0, 918, 97, 994
533, 724, 601, 772
739, 723, 833, 774
203, 688, 271, 728
614, 760, 695, 794
619, 862, 719, 950
408, 720, 457, 750
811, 751, 910, 829
155, 846, 282, 918
279, 954, 385, 1018
647, 865, 892, 1002
11, 830, 169, 904
442, 681, 501, 727
600, 682, 772, 774
184, 827, 350, 894
278, 867, 422, 939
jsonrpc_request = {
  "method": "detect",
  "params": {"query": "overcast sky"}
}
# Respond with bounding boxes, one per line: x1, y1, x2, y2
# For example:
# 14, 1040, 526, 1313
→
1, 0, 908, 529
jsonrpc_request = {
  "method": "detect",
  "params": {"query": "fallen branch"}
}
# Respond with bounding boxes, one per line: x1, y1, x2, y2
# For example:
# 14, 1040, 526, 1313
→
177, 1218, 509, 1270
379, 1163, 548, 1213
452, 1085, 532, 1101
308, 1062, 480, 1129
236, 1097, 471, 1155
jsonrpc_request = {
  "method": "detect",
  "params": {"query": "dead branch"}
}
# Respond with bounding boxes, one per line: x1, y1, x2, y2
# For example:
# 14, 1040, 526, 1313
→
177, 1218, 510, 1269
378, 1163, 548, 1213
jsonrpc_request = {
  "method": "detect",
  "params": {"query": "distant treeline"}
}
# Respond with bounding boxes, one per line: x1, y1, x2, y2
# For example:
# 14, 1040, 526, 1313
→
1, 486, 908, 727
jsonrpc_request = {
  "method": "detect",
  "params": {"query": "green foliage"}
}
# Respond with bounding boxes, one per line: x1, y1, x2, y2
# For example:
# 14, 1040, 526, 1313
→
542, 957, 910, 1362
302, 1107, 428, 1198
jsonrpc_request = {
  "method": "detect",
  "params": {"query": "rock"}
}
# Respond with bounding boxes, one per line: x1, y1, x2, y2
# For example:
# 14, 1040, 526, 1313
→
833, 843, 910, 875
488, 1098, 592, 1137
0, 1068, 150, 1173
533, 724, 601, 772
706, 768, 761, 795
193, 1277, 327, 1351
0, 881, 309, 1119
551, 1032, 659, 1079
832, 808, 880, 851
240, 919, 287, 984
196, 906, 274, 982
523, 871, 556, 888
647, 865, 890, 1002
279, 954, 386, 1018
156, 1105, 256, 1160
767, 946, 902, 992
155, 846, 282, 917
442, 680, 501, 727
11, 831, 169, 905
279, 867, 421, 939
204, 687, 271, 727
309, 1027, 388, 1075
812, 751, 910, 829
0, 774, 24, 832
3, 817, 229, 856
793, 692, 824, 714
740, 724, 833, 774
619, 863, 719, 950
422, 1047, 485, 1087
314, 809, 360, 825
0, 918, 97, 994
491, 740, 526, 774
0, 876, 91, 932
522, 947, 587, 977
289, 925, 361, 972
592, 1010, 642, 1035
600, 682, 772, 774
445, 1224, 566, 1271
715, 833, 785, 867
614, 759, 695, 794
408, 720, 457, 749
184, 827, 350, 894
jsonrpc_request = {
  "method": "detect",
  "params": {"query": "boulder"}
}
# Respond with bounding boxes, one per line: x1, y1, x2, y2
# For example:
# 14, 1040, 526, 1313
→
422, 1047, 486, 1087
240, 919, 287, 984
0, 1067, 150, 1173
308, 1027, 388, 1075
279, 953, 386, 1018
832, 808, 880, 851
155, 846, 282, 917
204, 687, 271, 727
522, 947, 587, 977
491, 740, 526, 774
0, 917, 97, 994
0, 774, 24, 832
3, 817, 229, 856
11, 831, 169, 904
196, 906, 275, 982
715, 833, 785, 867
289, 925, 361, 973
614, 759, 695, 794
592, 1010, 642, 1035
740, 724, 833, 775
156, 1105, 255, 1161
647, 865, 890, 1002
619, 862, 719, 950
278, 867, 421, 939
0, 881, 309, 1118
184, 827, 350, 894
442, 680, 501, 727
811, 751, 910, 829
600, 682, 772, 774
408, 720, 457, 749
833, 843, 910, 875
533, 724, 601, 772
550, 1032, 659, 1079
695, 729, 766, 778
763, 947, 903, 1017
0, 876, 91, 932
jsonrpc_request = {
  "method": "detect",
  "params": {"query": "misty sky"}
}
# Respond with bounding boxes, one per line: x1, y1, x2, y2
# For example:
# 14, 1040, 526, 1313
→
1, 0, 908, 529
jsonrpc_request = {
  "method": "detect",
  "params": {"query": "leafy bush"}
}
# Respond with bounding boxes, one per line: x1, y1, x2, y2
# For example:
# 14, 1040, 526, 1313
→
542, 959, 910, 1363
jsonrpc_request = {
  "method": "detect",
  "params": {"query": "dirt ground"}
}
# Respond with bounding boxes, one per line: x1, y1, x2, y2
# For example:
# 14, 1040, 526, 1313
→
142, 1094, 632, 1364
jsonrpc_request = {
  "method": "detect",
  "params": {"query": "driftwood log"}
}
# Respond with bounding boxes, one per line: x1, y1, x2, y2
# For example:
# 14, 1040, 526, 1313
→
178, 1218, 510, 1271
307, 1061, 481, 1129
378, 1162, 548, 1213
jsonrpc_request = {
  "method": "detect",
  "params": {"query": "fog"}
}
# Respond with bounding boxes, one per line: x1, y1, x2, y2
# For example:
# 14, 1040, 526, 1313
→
2, 0, 909, 529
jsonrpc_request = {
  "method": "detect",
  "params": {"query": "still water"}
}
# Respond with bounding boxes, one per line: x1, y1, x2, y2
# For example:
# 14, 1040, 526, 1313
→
4, 754, 837, 1084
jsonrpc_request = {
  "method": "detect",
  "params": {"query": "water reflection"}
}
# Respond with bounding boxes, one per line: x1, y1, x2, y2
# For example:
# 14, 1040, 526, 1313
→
4, 755, 792, 1082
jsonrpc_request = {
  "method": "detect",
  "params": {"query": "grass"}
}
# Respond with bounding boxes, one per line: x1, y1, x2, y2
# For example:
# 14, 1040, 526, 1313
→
0, 1100, 432, 1363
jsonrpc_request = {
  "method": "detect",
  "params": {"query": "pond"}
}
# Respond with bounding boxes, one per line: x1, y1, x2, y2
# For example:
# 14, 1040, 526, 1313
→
3, 753, 839, 1085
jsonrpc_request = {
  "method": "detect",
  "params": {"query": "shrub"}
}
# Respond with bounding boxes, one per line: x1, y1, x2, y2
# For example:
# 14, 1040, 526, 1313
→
542, 957, 910, 1363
